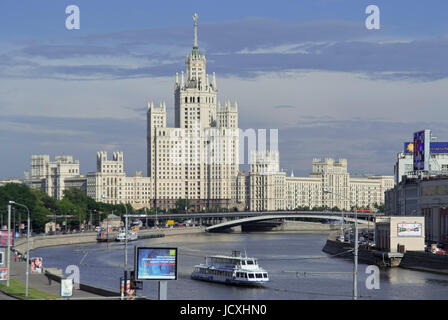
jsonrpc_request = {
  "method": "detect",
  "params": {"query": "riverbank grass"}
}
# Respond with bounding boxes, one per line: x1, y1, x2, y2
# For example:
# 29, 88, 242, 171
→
0, 279, 58, 300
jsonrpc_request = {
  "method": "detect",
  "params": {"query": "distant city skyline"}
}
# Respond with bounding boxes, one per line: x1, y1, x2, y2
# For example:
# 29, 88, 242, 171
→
2, 0, 448, 179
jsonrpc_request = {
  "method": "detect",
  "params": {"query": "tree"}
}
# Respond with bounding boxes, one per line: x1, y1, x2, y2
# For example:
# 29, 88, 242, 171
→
175, 199, 190, 213
0, 183, 54, 233
373, 203, 385, 212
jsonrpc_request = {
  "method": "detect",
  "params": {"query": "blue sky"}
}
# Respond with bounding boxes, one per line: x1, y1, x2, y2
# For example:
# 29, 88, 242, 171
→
1, 0, 448, 179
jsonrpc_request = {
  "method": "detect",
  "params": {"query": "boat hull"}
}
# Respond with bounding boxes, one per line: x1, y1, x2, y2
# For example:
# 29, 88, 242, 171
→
191, 273, 269, 287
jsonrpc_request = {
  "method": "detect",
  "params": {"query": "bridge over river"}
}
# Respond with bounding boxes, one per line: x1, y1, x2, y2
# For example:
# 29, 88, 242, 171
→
204, 212, 377, 232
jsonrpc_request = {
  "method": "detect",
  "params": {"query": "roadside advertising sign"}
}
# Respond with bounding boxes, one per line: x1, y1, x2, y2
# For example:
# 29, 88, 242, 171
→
397, 223, 422, 237
120, 278, 136, 298
135, 247, 178, 280
31, 257, 43, 273
0, 248, 4, 267
60, 278, 73, 297
0, 231, 13, 247
0, 268, 7, 281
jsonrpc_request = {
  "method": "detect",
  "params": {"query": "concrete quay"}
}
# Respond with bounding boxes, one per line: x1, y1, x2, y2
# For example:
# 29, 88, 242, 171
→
322, 232, 448, 274
13, 226, 203, 253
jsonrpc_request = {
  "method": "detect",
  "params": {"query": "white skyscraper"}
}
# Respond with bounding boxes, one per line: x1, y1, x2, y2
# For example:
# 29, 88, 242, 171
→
147, 14, 239, 211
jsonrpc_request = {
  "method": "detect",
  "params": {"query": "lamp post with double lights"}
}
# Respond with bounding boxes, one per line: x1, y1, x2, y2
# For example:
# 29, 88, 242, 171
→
322, 188, 358, 300
8, 201, 31, 297
101, 194, 129, 298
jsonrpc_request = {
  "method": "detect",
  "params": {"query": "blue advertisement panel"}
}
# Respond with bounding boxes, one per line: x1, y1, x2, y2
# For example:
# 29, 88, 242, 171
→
135, 247, 177, 280
413, 130, 430, 171
430, 142, 448, 154
404, 142, 448, 154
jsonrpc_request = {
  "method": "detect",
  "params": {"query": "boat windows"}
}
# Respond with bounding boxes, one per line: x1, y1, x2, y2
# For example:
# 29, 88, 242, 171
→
247, 260, 254, 265
248, 273, 254, 279
241, 261, 246, 265
263, 273, 268, 278
256, 273, 263, 279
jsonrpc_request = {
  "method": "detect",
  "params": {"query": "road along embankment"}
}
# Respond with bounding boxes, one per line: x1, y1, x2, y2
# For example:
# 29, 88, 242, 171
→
13, 227, 203, 253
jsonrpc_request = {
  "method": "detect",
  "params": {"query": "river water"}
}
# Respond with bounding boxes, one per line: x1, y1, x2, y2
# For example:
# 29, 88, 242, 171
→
32, 231, 448, 300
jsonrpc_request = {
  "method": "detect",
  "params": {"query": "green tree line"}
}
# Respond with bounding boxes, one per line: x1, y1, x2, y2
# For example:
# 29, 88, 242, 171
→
0, 183, 133, 233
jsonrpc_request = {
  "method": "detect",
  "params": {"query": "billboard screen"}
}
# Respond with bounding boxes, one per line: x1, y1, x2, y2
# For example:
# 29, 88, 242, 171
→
0, 231, 13, 247
413, 130, 430, 171
135, 247, 177, 280
397, 223, 422, 237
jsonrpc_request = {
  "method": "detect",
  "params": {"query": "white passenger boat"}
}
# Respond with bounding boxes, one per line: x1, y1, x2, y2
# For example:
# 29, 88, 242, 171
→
115, 231, 138, 242
191, 251, 269, 286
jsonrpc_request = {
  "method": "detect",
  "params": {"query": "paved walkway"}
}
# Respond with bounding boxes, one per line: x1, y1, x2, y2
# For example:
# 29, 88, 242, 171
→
0, 290, 17, 300
2, 256, 109, 300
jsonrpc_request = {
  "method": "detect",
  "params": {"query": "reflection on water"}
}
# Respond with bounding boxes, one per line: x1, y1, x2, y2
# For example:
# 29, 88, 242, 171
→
32, 232, 448, 300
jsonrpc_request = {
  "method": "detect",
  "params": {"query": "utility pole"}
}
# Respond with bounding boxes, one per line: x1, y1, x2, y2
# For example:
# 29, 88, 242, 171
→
6, 204, 11, 287
123, 203, 129, 299
323, 188, 358, 300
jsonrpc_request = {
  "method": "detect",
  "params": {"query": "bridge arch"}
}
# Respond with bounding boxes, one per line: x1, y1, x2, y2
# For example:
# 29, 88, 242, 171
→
205, 214, 373, 232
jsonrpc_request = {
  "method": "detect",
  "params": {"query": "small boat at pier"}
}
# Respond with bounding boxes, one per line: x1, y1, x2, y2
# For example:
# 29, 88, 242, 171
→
115, 231, 138, 242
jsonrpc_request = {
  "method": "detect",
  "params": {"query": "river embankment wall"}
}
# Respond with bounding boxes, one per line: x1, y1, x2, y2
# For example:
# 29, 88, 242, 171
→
322, 232, 448, 274
13, 227, 203, 253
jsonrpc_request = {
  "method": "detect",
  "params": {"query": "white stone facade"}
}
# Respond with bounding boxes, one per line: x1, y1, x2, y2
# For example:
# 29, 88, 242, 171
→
146, 15, 239, 211
87, 151, 153, 209
27, 155, 85, 200
241, 156, 394, 211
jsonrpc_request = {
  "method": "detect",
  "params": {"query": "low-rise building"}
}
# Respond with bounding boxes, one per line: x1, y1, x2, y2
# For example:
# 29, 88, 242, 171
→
385, 175, 448, 243
375, 216, 425, 252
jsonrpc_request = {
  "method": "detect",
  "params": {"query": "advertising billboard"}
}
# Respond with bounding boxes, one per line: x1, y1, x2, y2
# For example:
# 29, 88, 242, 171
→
120, 278, 136, 298
0, 231, 13, 247
413, 130, 431, 171
0, 249, 4, 267
397, 223, 422, 237
31, 257, 43, 273
404, 142, 448, 154
429, 142, 448, 154
60, 279, 73, 297
135, 247, 177, 280
0, 268, 7, 281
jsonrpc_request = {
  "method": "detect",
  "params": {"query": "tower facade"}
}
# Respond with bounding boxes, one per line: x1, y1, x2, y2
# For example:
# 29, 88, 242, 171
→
146, 14, 239, 211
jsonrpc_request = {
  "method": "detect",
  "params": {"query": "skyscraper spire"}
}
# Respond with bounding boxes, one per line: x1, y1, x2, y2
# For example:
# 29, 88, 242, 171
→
192, 13, 200, 56
193, 13, 199, 49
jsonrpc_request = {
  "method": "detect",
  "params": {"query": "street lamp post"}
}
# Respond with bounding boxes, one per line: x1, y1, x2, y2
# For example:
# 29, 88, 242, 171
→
323, 188, 358, 300
6, 204, 11, 287
8, 201, 30, 297
124, 203, 128, 298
